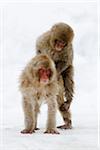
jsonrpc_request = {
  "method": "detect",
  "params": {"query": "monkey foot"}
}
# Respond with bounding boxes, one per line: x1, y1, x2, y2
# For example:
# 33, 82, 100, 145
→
57, 123, 72, 129
44, 129, 60, 134
21, 129, 35, 134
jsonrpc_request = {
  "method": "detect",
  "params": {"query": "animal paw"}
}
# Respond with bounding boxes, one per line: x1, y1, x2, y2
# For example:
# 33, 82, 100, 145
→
44, 129, 60, 134
21, 129, 35, 134
57, 123, 72, 129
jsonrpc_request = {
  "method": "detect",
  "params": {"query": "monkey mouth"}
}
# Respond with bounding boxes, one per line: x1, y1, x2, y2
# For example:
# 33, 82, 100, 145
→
40, 79, 49, 84
55, 44, 64, 51
55, 47, 63, 51
55, 40, 66, 51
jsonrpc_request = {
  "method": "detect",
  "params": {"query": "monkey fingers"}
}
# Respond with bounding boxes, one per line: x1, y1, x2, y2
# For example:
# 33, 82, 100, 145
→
21, 129, 35, 134
44, 129, 60, 134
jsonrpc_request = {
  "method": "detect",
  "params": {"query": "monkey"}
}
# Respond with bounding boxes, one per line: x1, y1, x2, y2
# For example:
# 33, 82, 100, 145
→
36, 22, 74, 129
19, 54, 65, 134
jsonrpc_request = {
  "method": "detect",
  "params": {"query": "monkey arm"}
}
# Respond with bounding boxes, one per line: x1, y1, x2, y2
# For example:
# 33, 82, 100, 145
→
55, 61, 67, 75
55, 45, 73, 75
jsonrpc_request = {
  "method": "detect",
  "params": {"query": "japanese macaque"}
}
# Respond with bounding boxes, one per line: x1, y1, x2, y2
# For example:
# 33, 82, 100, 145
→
36, 22, 74, 129
19, 54, 65, 134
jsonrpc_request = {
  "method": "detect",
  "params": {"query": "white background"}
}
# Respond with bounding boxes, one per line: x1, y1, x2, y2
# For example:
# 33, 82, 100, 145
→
0, 1, 99, 150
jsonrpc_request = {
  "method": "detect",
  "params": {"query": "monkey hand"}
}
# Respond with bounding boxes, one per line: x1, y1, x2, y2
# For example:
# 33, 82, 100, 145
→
44, 129, 60, 134
56, 61, 67, 75
59, 101, 70, 112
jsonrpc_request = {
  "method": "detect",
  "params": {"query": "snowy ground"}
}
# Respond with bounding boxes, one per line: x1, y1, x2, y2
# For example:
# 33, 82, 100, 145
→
0, 2, 99, 150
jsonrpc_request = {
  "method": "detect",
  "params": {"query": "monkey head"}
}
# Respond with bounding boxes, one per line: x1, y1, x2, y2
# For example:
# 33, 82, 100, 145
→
38, 67, 52, 84
32, 54, 57, 84
50, 22, 74, 52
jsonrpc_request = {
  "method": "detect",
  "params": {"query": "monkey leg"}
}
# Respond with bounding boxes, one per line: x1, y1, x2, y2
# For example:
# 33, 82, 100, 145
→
61, 65, 74, 111
34, 103, 40, 130
57, 109, 72, 129
21, 99, 36, 134
34, 112, 39, 130
57, 92, 72, 129
44, 97, 59, 134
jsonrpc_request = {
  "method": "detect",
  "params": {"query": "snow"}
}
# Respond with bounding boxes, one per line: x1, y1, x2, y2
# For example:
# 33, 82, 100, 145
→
0, 2, 99, 150
0, 0, 98, 4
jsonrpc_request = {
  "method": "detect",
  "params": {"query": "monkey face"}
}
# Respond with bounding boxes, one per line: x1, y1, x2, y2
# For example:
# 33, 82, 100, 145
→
32, 54, 56, 84
50, 23, 74, 51
38, 67, 53, 84
54, 39, 67, 51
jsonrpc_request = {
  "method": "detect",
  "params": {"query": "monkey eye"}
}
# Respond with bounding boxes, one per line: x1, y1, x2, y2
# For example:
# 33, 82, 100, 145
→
39, 68, 45, 74
60, 40, 66, 45
60, 40, 65, 44
55, 39, 58, 43
46, 69, 52, 76
55, 39, 66, 45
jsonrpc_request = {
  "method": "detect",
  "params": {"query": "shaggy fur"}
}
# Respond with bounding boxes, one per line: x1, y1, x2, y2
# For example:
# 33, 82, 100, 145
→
19, 54, 65, 134
36, 22, 74, 129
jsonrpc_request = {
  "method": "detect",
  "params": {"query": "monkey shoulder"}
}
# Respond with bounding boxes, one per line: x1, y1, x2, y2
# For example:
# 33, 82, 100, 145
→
36, 31, 51, 54
20, 67, 35, 91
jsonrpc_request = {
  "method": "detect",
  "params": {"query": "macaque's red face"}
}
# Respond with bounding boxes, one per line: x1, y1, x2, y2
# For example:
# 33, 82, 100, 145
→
54, 40, 66, 51
38, 67, 52, 84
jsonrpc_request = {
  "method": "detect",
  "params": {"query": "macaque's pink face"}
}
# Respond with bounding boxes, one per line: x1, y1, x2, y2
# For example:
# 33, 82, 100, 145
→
54, 40, 66, 51
38, 67, 52, 84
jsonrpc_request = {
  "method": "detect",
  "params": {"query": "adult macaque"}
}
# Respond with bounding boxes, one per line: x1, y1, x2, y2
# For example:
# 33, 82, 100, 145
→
20, 54, 65, 134
36, 22, 74, 129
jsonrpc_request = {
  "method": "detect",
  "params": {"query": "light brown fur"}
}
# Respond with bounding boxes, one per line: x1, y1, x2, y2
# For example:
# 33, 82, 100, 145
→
36, 22, 74, 129
20, 54, 64, 134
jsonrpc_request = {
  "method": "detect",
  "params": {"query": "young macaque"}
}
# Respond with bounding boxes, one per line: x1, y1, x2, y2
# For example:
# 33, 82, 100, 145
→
19, 54, 64, 134
36, 22, 74, 129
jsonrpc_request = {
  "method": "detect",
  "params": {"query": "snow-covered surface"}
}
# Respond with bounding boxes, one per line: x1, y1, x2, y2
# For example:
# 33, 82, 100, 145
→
0, 2, 99, 150
0, 0, 98, 4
